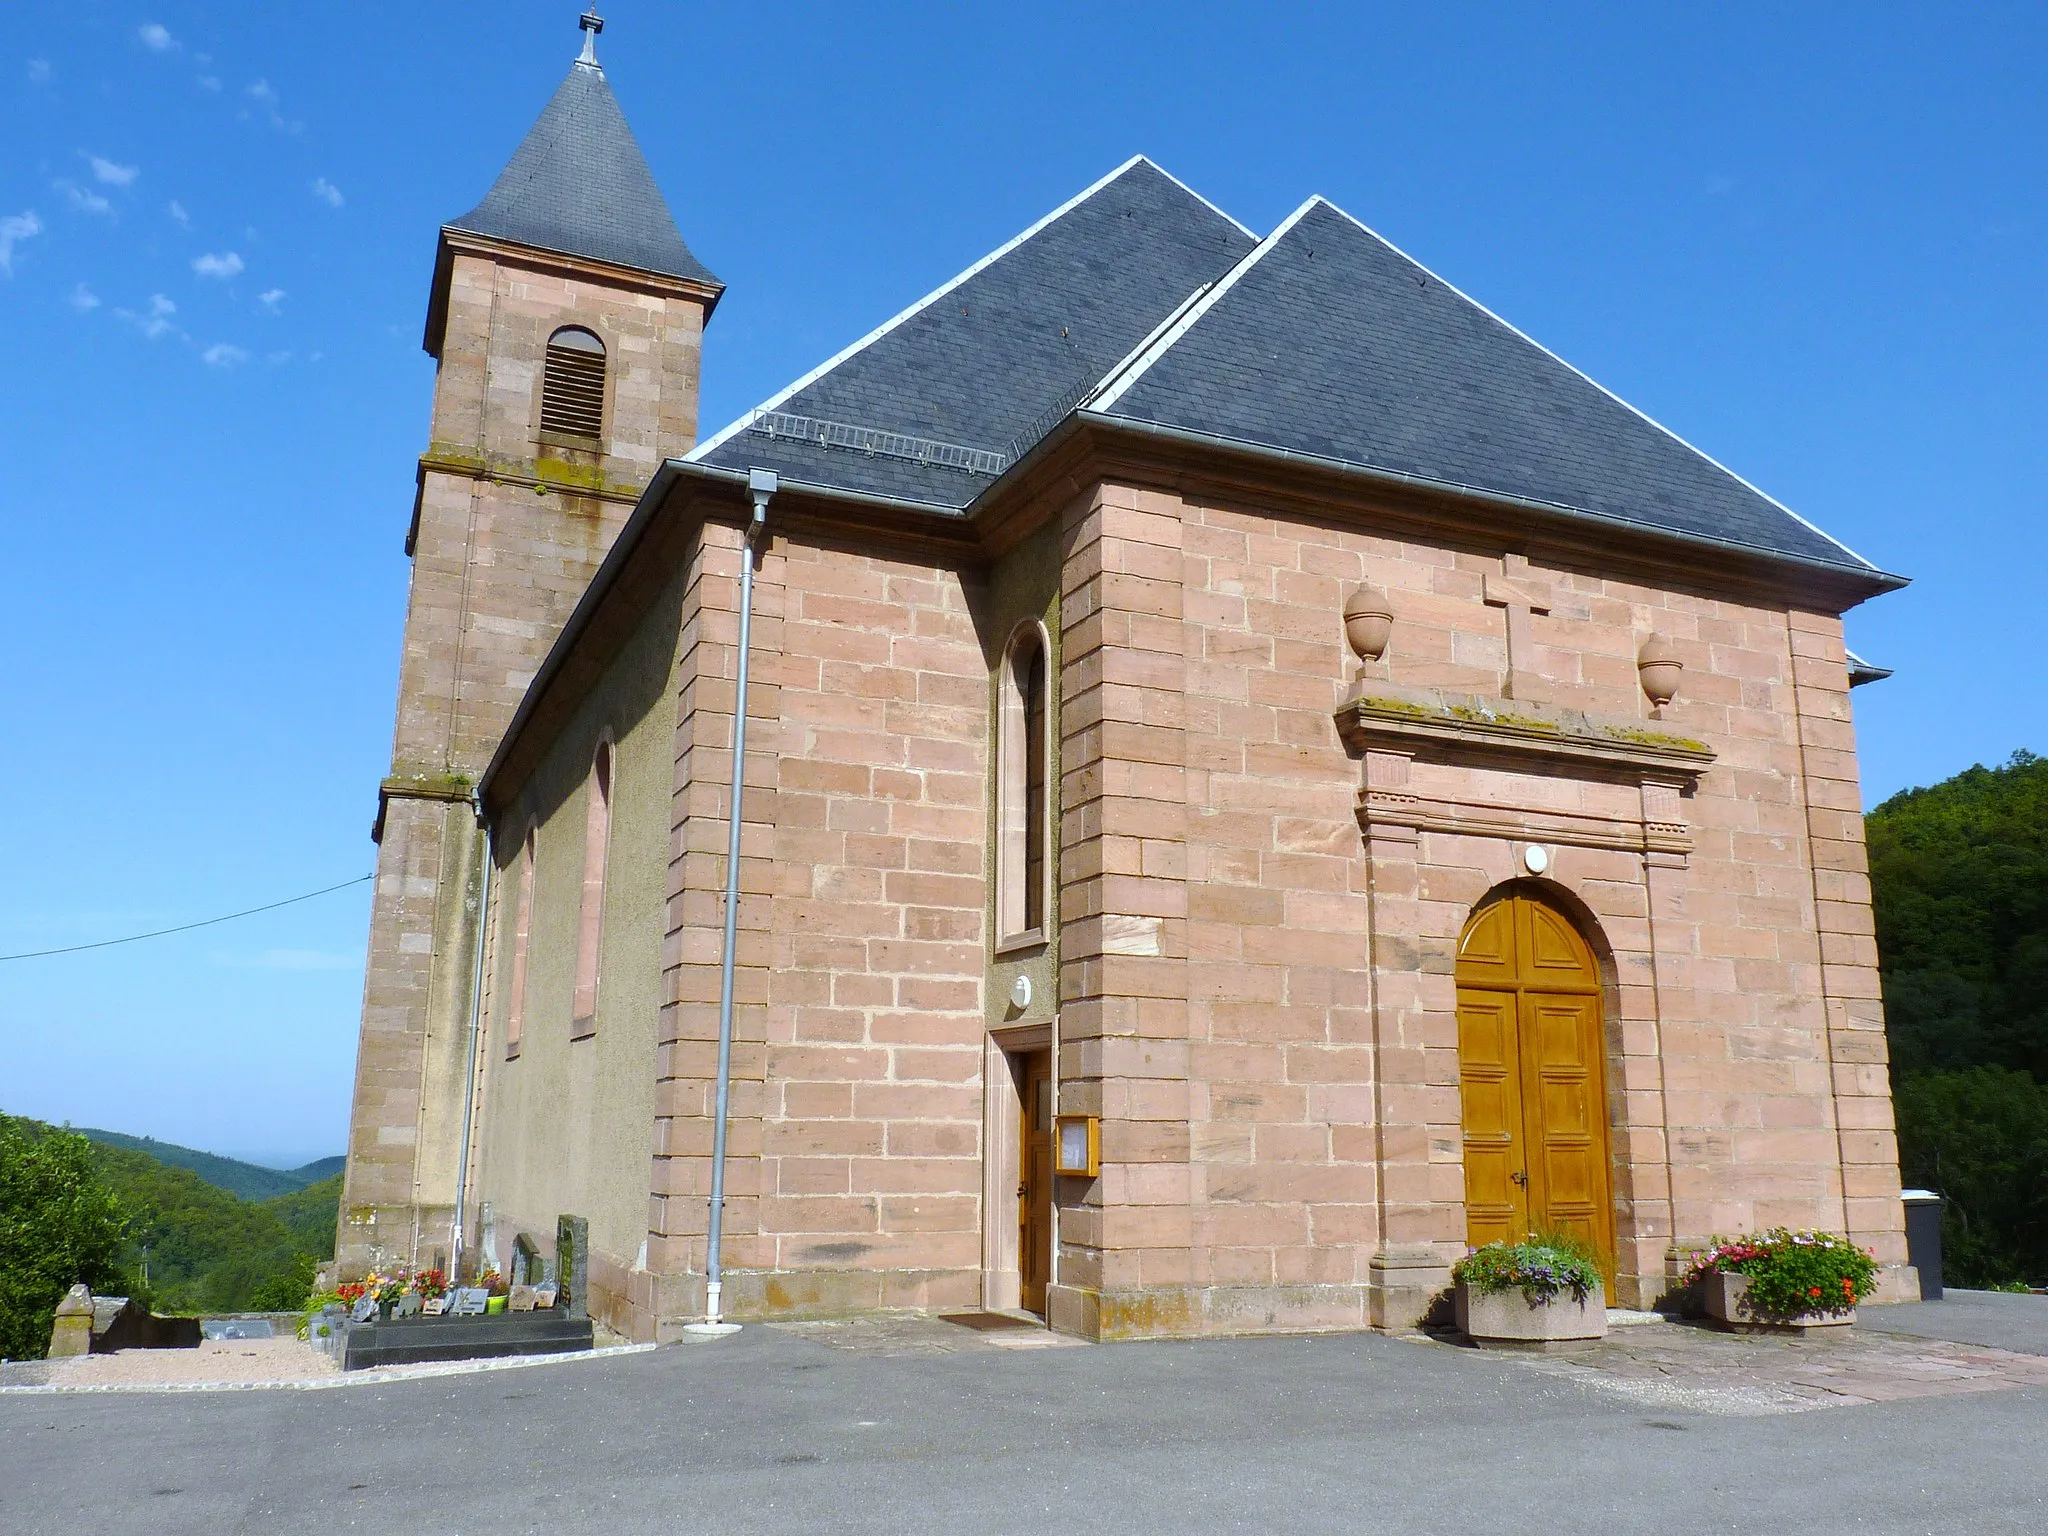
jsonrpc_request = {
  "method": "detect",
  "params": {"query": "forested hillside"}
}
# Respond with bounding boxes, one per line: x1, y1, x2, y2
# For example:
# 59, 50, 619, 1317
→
1871, 749, 2048, 1286
0, 1113, 339, 1317
76, 1128, 338, 1203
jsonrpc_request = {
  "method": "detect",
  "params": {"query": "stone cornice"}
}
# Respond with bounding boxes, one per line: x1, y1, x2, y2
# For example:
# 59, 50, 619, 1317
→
1333, 683, 1715, 781
423, 226, 722, 359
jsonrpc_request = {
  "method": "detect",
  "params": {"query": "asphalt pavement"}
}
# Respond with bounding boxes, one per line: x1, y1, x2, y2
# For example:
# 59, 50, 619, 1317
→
3, 1298, 2044, 1535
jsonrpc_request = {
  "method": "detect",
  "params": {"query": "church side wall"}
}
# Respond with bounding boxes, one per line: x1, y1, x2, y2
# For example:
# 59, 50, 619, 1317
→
645, 520, 990, 1332
468, 568, 685, 1330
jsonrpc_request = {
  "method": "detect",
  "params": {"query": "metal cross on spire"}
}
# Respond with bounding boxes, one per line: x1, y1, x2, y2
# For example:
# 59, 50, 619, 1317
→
576, 7, 604, 70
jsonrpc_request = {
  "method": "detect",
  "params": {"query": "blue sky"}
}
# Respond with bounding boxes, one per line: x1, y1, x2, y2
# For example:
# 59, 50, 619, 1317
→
0, 2, 2041, 1166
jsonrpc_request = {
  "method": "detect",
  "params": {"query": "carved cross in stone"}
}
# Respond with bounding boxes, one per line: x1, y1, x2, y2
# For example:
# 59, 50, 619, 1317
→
1483, 553, 1552, 700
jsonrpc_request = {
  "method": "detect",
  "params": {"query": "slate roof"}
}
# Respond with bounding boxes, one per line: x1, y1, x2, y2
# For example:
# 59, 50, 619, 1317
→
1088, 197, 1878, 573
690, 158, 1258, 508
448, 61, 719, 289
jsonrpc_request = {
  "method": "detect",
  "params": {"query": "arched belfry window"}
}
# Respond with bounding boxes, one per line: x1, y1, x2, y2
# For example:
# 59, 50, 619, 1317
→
541, 326, 606, 441
571, 736, 614, 1038
998, 623, 1051, 944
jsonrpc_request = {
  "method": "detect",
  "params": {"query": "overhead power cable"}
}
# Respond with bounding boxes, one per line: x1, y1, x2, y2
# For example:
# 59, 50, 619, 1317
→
0, 874, 374, 962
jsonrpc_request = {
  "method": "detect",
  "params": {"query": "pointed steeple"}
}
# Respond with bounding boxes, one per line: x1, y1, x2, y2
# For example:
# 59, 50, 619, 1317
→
445, 12, 718, 288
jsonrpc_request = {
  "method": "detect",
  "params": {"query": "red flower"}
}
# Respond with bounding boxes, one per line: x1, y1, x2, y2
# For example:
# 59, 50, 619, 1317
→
1808, 1286, 1822, 1298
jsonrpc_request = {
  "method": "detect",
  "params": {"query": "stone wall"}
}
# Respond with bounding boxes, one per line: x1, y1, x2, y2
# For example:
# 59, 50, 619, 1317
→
338, 240, 707, 1279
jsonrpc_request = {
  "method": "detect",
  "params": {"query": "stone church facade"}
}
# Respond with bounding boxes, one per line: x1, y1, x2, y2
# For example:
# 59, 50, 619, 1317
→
339, 20, 1915, 1341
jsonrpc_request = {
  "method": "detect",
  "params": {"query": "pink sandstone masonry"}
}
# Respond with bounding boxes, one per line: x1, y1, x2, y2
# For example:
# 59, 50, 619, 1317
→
338, 236, 709, 1280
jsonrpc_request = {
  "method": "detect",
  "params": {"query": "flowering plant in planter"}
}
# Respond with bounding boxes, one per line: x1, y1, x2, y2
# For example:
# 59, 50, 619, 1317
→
1684, 1228, 1877, 1319
1453, 1240, 1602, 1306
408, 1269, 448, 1302
335, 1282, 366, 1306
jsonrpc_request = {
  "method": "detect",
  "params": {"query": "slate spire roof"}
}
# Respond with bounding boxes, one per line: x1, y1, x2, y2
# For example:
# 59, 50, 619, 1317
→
447, 47, 718, 289
692, 163, 1889, 582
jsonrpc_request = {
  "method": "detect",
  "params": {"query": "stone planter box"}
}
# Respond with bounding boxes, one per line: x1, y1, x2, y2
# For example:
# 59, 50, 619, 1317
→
1456, 1280, 1606, 1351
1701, 1270, 1854, 1335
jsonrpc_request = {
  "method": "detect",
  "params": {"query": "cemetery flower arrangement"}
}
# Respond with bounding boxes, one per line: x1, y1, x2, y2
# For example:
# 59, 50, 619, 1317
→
408, 1268, 448, 1301
335, 1282, 366, 1306
1452, 1239, 1601, 1306
363, 1269, 409, 1307
480, 1268, 508, 1297
1683, 1228, 1878, 1317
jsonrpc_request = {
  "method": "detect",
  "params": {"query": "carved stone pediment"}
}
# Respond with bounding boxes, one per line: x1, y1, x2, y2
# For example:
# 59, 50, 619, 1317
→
1333, 684, 1714, 780
1333, 683, 1715, 858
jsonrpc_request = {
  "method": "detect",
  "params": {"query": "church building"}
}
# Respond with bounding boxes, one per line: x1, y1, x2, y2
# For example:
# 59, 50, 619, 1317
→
338, 14, 1915, 1341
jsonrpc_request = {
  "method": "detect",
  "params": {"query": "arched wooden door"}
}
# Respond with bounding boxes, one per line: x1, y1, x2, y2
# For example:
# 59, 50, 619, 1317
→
1455, 887, 1616, 1280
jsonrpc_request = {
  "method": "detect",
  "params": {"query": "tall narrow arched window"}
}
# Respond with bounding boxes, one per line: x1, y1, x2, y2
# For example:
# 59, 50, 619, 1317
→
504, 822, 536, 1061
998, 623, 1051, 944
571, 737, 613, 1038
541, 326, 606, 441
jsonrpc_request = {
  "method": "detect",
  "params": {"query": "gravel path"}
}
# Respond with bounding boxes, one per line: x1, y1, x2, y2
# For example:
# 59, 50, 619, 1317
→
39, 1336, 338, 1387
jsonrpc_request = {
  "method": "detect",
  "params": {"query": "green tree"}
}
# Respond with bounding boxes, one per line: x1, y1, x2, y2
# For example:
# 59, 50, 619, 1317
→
1893, 1067, 2048, 1286
0, 1118, 126, 1360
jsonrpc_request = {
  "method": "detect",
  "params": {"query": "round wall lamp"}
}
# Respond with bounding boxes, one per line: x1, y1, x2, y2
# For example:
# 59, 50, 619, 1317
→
1522, 845, 1551, 876
1009, 974, 1033, 1011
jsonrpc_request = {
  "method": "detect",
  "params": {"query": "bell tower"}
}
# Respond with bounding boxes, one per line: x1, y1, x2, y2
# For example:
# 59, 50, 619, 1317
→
337, 9, 721, 1278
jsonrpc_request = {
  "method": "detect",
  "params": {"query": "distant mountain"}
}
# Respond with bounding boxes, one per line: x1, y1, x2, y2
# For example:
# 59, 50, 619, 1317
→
76, 1129, 340, 1203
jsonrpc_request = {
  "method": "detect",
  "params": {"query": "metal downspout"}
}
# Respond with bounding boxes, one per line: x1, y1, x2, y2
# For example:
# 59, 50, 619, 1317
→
690, 467, 776, 1336
450, 796, 492, 1274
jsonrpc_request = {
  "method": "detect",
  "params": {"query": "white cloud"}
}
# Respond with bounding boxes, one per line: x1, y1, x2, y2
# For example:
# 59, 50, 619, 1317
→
168, 199, 190, 228
69, 282, 99, 312
57, 181, 111, 215
311, 177, 344, 209
88, 155, 139, 187
0, 211, 41, 275
116, 293, 180, 340
201, 343, 250, 368
139, 23, 176, 53
28, 58, 51, 84
192, 250, 244, 279
247, 78, 277, 104
198, 76, 221, 92
258, 288, 286, 314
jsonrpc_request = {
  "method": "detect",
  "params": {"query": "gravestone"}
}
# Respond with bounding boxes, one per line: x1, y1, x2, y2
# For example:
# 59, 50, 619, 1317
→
394, 1293, 422, 1319
508, 1285, 537, 1313
422, 1296, 447, 1316
349, 1294, 378, 1323
556, 1214, 589, 1322
447, 1288, 489, 1317
534, 1285, 558, 1310
511, 1233, 541, 1288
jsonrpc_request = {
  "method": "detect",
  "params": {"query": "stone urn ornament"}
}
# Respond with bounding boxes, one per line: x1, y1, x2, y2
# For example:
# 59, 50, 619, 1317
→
1637, 635, 1683, 716
1343, 583, 1395, 666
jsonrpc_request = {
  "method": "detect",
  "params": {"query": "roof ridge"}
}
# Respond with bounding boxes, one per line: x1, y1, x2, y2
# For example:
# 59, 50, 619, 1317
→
688, 155, 1162, 464
1129, 155, 1257, 240
1085, 196, 1321, 413
1302, 196, 1880, 574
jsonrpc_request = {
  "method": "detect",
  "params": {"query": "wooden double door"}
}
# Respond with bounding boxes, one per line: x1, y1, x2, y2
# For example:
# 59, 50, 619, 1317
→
1455, 888, 1616, 1280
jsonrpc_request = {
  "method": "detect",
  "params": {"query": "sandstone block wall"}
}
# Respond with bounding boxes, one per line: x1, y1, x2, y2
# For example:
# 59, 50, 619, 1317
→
637, 521, 992, 1334
339, 242, 708, 1279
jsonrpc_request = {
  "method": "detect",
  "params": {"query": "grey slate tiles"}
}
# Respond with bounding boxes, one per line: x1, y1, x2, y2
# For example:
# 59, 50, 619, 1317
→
1094, 198, 1873, 572
690, 159, 1875, 575
450, 62, 719, 289
693, 159, 1257, 510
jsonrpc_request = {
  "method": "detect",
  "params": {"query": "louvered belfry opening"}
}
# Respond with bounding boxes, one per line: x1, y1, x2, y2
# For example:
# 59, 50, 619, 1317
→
541, 326, 606, 440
